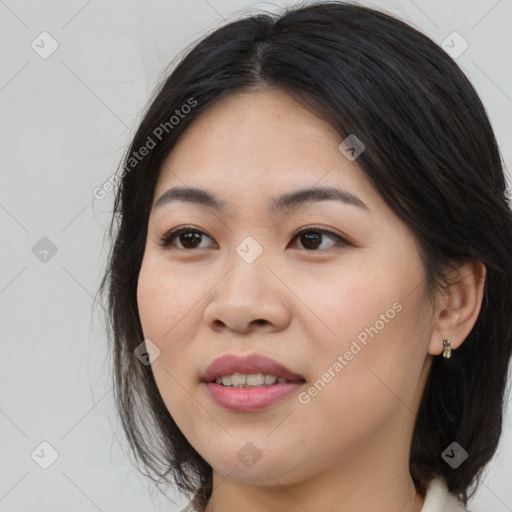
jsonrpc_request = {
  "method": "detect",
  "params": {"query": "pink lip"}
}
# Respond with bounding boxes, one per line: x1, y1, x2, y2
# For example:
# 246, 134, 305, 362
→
201, 353, 305, 412
201, 353, 305, 383
205, 382, 304, 412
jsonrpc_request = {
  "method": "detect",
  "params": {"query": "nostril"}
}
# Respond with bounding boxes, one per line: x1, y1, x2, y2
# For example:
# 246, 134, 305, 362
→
252, 319, 268, 326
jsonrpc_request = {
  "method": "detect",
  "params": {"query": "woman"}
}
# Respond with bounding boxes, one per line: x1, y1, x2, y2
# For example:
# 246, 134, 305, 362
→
99, 2, 512, 511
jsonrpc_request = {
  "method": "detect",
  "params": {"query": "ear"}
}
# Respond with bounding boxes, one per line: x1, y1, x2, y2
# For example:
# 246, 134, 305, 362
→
428, 258, 487, 356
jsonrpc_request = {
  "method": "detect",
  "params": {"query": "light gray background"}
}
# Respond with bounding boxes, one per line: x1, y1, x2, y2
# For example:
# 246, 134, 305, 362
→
0, 0, 511, 511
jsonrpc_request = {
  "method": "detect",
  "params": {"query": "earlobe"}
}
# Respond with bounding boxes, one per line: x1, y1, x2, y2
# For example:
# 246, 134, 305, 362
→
428, 259, 486, 356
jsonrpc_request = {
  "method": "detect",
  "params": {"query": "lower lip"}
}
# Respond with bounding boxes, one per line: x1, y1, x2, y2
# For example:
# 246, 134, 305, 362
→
204, 381, 304, 412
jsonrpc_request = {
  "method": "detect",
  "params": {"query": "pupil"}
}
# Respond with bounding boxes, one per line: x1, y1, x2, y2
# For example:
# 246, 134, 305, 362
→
302, 232, 321, 249
181, 232, 200, 248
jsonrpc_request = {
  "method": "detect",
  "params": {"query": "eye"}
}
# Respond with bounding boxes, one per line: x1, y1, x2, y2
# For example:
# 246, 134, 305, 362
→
157, 226, 217, 250
159, 226, 349, 251
289, 226, 348, 251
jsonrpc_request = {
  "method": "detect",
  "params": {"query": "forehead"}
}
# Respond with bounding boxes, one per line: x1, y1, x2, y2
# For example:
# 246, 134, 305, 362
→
153, 89, 377, 209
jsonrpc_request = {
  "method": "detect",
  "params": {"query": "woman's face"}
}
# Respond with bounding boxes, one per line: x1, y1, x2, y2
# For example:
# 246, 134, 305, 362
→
137, 89, 436, 486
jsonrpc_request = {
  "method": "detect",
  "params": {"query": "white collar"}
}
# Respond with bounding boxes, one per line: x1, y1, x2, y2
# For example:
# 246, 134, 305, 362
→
421, 475, 466, 512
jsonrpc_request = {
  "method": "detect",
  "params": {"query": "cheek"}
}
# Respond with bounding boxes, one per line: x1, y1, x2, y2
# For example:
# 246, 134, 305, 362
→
136, 255, 208, 394
297, 260, 401, 355
137, 259, 200, 418
304, 256, 430, 401
137, 256, 203, 341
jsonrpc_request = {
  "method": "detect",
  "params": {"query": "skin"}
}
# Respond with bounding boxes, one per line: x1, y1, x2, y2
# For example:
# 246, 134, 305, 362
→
136, 88, 486, 512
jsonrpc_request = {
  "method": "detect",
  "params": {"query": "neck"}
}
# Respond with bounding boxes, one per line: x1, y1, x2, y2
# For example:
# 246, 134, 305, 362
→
203, 472, 424, 512
202, 426, 426, 512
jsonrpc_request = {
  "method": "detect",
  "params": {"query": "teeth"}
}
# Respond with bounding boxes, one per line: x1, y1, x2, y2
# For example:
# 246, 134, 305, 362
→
231, 373, 248, 386
246, 373, 264, 386
214, 373, 290, 387
265, 374, 278, 385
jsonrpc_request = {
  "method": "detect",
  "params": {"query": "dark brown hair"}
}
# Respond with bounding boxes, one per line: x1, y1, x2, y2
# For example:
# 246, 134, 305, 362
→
98, 2, 512, 510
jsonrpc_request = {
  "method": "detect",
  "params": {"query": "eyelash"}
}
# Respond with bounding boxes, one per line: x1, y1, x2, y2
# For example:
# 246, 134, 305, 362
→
157, 225, 349, 251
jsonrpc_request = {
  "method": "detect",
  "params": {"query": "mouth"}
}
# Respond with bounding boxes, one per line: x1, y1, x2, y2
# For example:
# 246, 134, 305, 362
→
201, 353, 306, 412
213, 373, 299, 388
201, 353, 306, 388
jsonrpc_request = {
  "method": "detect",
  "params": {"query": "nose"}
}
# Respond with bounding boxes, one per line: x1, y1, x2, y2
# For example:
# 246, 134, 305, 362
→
203, 255, 292, 335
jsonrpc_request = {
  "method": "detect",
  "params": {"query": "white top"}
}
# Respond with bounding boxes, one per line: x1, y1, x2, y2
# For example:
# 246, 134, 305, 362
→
421, 475, 467, 512
180, 474, 467, 512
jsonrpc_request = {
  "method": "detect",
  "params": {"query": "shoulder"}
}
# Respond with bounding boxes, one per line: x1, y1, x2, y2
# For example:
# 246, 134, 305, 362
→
422, 475, 467, 512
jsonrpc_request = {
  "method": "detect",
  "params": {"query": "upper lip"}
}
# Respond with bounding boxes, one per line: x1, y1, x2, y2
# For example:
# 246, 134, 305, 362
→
202, 353, 306, 383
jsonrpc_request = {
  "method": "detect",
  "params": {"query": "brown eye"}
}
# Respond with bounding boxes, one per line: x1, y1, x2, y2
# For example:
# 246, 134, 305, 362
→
158, 227, 216, 250
290, 228, 347, 251
177, 231, 203, 249
299, 231, 323, 250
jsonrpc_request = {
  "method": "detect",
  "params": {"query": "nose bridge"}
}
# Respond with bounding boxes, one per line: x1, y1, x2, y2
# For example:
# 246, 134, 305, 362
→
203, 236, 290, 332
223, 235, 272, 301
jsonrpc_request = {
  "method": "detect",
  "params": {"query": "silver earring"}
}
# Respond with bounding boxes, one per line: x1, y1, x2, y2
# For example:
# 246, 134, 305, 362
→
442, 339, 452, 358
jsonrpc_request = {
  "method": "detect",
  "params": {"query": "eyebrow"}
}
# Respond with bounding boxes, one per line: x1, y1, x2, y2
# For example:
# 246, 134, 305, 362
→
153, 185, 369, 214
